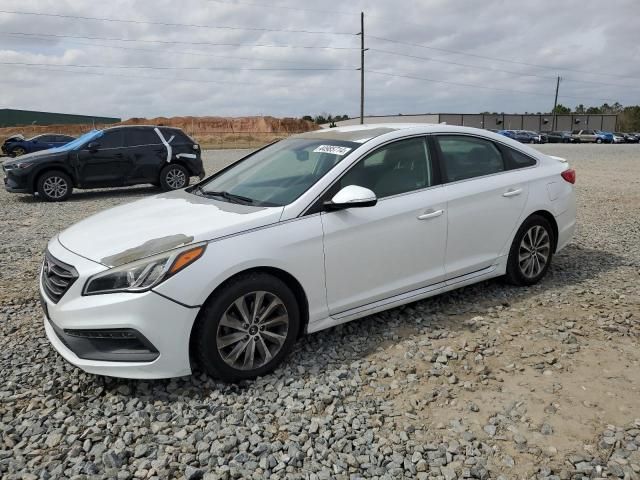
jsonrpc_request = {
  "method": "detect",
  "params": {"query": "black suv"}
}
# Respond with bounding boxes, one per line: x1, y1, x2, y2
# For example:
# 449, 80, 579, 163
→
2, 125, 204, 201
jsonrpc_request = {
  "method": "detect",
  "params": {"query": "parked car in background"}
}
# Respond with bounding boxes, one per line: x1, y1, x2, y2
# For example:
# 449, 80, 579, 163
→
498, 130, 535, 143
38, 123, 576, 380
2, 133, 76, 157
612, 133, 626, 144
3, 125, 203, 201
547, 131, 573, 143
616, 132, 638, 143
524, 130, 546, 144
571, 129, 606, 143
594, 131, 613, 144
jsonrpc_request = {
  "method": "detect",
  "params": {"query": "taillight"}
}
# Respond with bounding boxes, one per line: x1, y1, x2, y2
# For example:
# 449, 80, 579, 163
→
561, 168, 576, 184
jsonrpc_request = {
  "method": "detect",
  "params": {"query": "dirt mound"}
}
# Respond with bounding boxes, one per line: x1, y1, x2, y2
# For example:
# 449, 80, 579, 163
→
0, 116, 319, 147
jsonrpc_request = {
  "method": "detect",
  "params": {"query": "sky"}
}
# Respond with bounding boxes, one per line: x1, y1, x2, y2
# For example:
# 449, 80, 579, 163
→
0, 0, 639, 120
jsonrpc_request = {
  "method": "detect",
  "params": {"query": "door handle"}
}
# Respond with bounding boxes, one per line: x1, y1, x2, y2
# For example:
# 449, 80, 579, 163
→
417, 209, 444, 220
502, 188, 523, 197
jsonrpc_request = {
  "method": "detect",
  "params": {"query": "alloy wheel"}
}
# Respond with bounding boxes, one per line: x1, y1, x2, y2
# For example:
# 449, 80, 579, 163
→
42, 176, 68, 199
216, 291, 289, 371
12, 147, 26, 157
518, 225, 551, 279
166, 168, 186, 189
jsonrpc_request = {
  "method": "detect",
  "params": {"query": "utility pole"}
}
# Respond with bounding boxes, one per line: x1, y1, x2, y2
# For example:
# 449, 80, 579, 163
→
359, 12, 365, 124
552, 76, 561, 130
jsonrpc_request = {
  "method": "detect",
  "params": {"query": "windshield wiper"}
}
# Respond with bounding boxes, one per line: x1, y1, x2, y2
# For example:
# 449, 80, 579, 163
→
200, 189, 256, 204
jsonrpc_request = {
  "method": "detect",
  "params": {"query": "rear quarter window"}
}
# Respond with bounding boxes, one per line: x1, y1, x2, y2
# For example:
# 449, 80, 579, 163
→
503, 146, 537, 169
160, 128, 192, 145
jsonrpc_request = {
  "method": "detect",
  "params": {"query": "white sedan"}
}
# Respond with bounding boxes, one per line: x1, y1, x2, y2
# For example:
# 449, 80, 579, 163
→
40, 124, 576, 380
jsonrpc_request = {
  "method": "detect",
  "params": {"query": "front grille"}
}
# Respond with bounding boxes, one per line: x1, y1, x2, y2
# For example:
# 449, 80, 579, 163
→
41, 251, 78, 303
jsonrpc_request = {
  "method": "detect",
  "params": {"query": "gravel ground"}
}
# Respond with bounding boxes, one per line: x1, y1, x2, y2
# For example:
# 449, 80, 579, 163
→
1, 144, 639, 479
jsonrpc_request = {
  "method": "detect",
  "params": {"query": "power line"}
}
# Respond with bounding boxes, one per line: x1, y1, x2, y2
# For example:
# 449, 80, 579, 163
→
369, 48, 640, 89
206, 0, 359, 17
0, 33, 349, 67
8, 63, 356, 91
0, 60, 357, 72
366, 70, 618, 103
1, 31, 359, 50
367, 35, 640, 81
0, 9, 356, 36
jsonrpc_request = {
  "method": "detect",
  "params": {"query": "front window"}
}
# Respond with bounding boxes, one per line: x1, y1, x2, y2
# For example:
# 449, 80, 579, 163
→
198, 138, 357, 206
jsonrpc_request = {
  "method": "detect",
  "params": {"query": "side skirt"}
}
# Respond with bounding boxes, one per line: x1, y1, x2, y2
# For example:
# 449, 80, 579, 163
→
306, 265, 502, 334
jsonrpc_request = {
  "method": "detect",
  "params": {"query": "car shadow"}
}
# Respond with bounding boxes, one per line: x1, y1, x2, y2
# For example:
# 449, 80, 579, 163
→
91, 243, 631, 399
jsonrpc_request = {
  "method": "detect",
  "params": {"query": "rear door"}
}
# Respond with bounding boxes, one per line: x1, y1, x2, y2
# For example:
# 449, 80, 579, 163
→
74, 129, 130, 187
124, 128, 168, 184
434, 134, 530, 280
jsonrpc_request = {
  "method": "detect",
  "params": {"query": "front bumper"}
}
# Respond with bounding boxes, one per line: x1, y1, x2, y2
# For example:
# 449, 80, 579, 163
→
41, 237, 200, 379
3, 169, 31, 193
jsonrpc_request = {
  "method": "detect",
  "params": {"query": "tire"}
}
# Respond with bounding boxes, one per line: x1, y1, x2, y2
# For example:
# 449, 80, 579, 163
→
596, 138, 603, 144
193, 272, 300, 382
37, 170, 73, 202
505, 215, 555, 286
11, 147, 27, 157
159, 163, 189, 191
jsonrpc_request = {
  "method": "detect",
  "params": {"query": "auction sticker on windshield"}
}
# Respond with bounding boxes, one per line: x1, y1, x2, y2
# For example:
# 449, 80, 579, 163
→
313, 145, 352, 156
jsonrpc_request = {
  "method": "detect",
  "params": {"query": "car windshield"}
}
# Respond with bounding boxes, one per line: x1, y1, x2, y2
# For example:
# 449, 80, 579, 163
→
198, 137, 358, 207
50, 130, 103, 152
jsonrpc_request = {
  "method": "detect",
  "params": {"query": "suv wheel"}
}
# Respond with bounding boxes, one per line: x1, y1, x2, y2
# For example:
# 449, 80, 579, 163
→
505, 215, 554, 286
193, 273, 300, 382
160, 164, 189, 191
37, 171, 73, 202
11, 147, 26, 157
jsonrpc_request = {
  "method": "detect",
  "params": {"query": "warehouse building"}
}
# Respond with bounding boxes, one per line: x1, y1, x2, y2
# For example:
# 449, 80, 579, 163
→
329, 113, 618, 132
0, 109, 120, 127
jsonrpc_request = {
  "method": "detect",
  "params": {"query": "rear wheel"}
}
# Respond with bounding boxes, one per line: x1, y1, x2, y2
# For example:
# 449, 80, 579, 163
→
596, 138, 603, 144
194, 273, 300, 382
159, 164, 189, 191
505, 215, 554, 286
37, 171, 73, 202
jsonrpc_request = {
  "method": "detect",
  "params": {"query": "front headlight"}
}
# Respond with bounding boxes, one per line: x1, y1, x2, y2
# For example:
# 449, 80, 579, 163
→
83, 243, 206, 295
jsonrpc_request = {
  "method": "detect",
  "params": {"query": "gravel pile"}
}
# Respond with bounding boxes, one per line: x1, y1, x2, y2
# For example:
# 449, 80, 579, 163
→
1, 145, 639, 479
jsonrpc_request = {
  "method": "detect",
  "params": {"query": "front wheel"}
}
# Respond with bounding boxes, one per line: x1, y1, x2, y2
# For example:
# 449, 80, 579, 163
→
193, 273, 300, 381
505, 215, 555, 286
10, 147, 27, 157
159, 164, 189, 191
37, 171, 73, 202
596, 138, 603, 144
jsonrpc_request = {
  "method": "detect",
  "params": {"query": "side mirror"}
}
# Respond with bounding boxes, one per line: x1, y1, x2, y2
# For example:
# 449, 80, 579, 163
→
87, 142, 100, 152
324, 185, 377, 211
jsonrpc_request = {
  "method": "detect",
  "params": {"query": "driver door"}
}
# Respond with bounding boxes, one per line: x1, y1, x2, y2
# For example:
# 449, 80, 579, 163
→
74, 130, 131, 187
320, 136, 447, 315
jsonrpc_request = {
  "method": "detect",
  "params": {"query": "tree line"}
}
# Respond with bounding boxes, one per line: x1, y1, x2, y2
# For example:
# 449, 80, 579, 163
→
552, 102, 640, 131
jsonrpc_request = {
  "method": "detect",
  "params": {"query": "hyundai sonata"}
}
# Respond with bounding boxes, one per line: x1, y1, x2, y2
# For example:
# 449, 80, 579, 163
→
40, 124, 576, 381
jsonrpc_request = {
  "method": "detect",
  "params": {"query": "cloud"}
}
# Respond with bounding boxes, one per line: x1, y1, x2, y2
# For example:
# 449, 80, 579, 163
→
0, 0, 638, 119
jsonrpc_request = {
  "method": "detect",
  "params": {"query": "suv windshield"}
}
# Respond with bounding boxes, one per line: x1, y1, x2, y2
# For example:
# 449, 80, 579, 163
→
198, 137, 357, 207
52, 130, 103, 152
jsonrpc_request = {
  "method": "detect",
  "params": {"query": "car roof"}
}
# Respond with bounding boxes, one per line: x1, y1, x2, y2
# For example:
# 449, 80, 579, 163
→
294, 123, 507, 144
103, 125, 183, 132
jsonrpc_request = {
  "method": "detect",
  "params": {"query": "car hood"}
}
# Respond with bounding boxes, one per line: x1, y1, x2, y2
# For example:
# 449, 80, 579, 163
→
58, 189, 284, 266
3, 149, 66, 166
